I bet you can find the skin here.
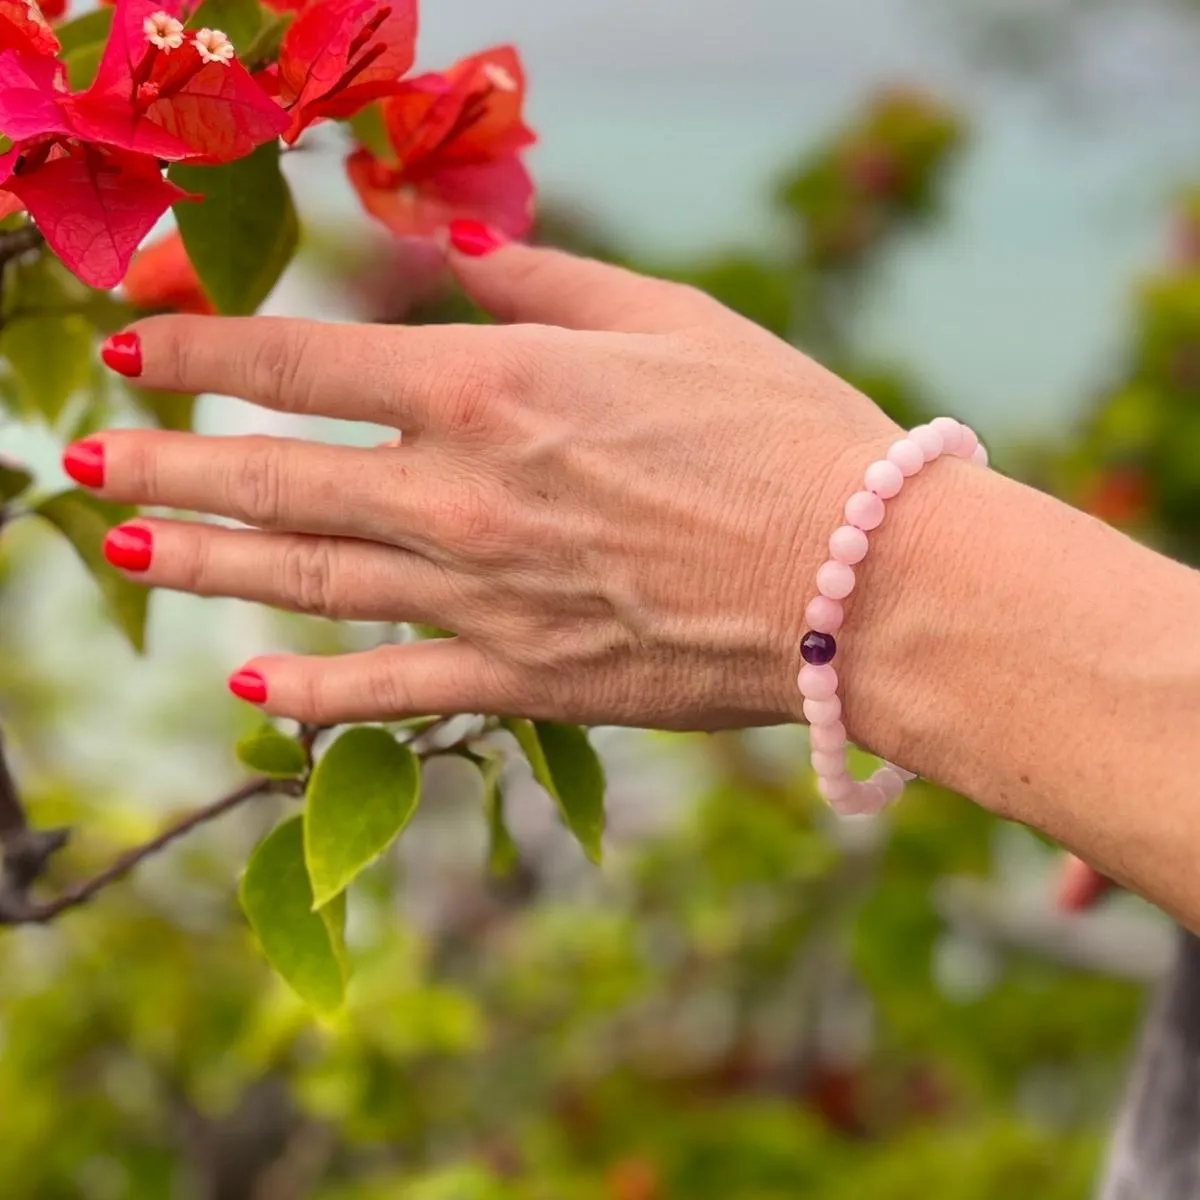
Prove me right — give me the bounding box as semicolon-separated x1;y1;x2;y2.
77;242;1200;927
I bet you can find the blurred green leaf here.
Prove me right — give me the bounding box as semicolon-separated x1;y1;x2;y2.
304;727;421;909
236;724;308;779
32;491;148;652
62;40;105;90
171;141;298;316
128;387;197;433
1;315;92;424
504;720;606;863
348;104;398;166
53;7;113;54
475;754;518;877
0;460;33;504
240;817;347;1014
187;0;262;51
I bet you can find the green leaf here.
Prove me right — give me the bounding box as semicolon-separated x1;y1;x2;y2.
236;724;308;778
0;459;33;504
33;492;149;652
1;315;93;423
478;755;518;877
348;104;398;166
304;727;421;910
503;721;606;863
54;7;113;55
170;141;299;316
187;0;262;53
240;817;347;1014
241;10;293;69
129;387;197;432
63;40;105;89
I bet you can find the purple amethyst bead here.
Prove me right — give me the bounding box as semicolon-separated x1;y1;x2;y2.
800;631;837;666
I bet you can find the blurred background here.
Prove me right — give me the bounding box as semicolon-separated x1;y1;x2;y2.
4;0;1200;1195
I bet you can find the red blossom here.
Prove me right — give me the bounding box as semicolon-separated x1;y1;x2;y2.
271;0;417;143
122;228;212;312
3;141;195;288
39;0;66;21
0;0;60;58
346;46;536;239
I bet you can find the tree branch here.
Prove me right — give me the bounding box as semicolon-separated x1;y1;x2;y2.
0;776;286;926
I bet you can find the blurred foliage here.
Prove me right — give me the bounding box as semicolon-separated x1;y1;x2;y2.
0;65;1187;1200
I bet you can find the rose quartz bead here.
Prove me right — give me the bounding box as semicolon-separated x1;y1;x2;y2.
845;490;885;531
887;762;918;782
804;595;844;635
972;443;988;469
811;749;847;778
864;459;904;499
816;560;855;601
828;525;868;566
930;416;963;454
853;782;889;816
803;695;841;725
818;775;854;805
908;424;943;462
954;425;979;460
809;720;847;752
797;664;838;701
871;767;905;803
887;438;925;477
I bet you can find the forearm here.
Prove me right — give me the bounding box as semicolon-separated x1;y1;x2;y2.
838;455;1200;925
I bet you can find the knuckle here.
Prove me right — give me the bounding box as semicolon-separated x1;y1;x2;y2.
432;486;501;554
248;322;311;411
441;359;497;434
227;438;287;526
365;658;414;716
279;539;339;616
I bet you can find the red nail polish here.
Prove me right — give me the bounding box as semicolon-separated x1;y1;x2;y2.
103;524;152;573
448;219;506;257
101;331;143;378
62;439;105;488
228;670;268;705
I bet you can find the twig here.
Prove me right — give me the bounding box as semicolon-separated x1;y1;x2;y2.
0;727;26;840
0;776;279;926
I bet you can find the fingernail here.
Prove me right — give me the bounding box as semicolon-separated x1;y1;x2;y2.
62;439;105;488
103;523;152;573
448;219;507;257
101;331;143;378
228;670;268;705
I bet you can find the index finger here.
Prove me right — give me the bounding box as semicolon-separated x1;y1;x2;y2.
104;315;499;435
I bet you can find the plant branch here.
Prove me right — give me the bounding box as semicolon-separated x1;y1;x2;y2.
0;776;281;926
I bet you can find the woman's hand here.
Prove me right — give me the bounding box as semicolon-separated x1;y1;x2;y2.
66;232;902;730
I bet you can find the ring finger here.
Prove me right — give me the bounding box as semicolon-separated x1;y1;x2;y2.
104;519;470;627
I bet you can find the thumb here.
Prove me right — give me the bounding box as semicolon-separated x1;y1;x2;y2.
445;219;720;333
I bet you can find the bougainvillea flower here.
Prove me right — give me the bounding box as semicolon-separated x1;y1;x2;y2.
39;0;67;22
0;0;60;58
66;0;289;162
122;228;212;313
346;46;536;239
269;0;417;143
2;140;194;288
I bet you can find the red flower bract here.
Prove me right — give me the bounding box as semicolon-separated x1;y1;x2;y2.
122;228;212;312
0;0;60;58
346;46;536;239
271;0;417;144
3;141;195;289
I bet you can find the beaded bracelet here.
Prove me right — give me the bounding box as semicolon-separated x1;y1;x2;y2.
800;416;988;818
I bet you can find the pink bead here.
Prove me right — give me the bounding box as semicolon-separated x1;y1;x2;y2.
853;782;889;816
886;439;925;477
886;762;918;782
811;749;847;778
797;664;838;701
804;596;844;635
972;443;989;469
816;560;855;601
828;525;868;565
930;416;962;454
810;720;847;752
864;460;904;499
871;767;905;803
845;491;885;531
954;425;979;460
908;424;943;462
803;695;841;725
818;775;854;805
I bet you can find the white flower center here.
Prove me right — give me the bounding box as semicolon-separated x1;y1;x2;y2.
193;28;235;65
482;63;518;93
143;11;186;51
